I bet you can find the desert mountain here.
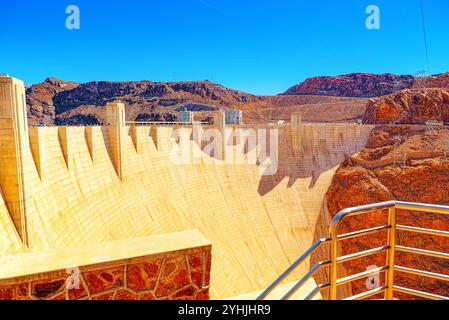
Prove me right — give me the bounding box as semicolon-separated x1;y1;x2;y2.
283;72;449;98
26;78;79;126
362;88;449;124
25;72;449;126
26;79;260;126
25;78;368;125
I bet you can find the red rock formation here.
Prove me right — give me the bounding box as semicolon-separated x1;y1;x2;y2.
362;88;449;124
417;73;449;89
241;95;368;123
283;73;416;97
26;78;79;126
326;126;449;298
0;249;211;300
283;72;449;98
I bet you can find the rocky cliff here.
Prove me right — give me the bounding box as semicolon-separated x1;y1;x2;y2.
326;126;449;298
283;73;415;97
362;88;449;124
283;72;449;98
417;72;449;89
26;78;79;126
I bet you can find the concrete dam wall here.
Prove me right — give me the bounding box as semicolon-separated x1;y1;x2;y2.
0;76;375;299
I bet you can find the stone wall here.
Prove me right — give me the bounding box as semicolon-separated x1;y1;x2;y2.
0;231;211;300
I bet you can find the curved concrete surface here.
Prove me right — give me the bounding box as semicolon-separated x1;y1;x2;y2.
0;120;373;298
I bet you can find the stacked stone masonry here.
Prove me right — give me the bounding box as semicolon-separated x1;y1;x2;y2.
0;232;211;300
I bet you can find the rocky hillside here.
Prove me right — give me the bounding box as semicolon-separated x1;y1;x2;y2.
362;88;449;124
25;78;369;125
417;72;449;89
26;78;260;125
283;72;449;98
53;80;258;115
25;72;449;126
240;95;368;123
326;126;449;298
26;78;79;126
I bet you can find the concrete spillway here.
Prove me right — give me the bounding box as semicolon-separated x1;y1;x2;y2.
0;75;374;299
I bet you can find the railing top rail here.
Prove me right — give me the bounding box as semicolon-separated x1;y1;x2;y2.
330;201;449;236
332;201;395;224
259;201;449;301
395;201;449;214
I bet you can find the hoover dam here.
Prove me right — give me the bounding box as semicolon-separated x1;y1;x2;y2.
0;75;379;300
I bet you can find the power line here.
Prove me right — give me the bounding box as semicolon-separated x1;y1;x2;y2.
420;0;430;74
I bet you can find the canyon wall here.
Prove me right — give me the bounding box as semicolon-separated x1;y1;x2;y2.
326;125;449;298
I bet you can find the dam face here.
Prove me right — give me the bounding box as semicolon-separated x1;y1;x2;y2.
0;75;374;299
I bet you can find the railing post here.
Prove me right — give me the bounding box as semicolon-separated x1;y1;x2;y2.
385;206;397;300
329;232;339;300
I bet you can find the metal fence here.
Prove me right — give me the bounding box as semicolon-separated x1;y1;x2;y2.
258;201;449;300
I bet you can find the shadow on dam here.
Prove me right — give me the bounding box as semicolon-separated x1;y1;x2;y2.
0;122;374;299
170;123;375;298
181;124;374;196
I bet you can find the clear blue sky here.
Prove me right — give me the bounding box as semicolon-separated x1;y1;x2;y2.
0;0;448;95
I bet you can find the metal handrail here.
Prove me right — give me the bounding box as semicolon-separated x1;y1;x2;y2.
395;265;449;282
258;200;449;300
280;260;331;300
256;237;330;300
304;282;330;300
393;285;449;300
